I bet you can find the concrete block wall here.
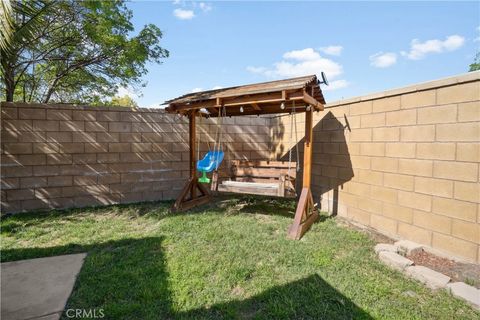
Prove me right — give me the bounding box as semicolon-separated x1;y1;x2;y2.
0;103;270;213
272;71;480;263
1;72;478;264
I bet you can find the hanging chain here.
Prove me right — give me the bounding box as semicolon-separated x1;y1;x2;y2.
216;107;225;171
213;108;220;154
197;112;201;161
294;104;300;172
287;100;295;177
226;109;231;165
218;107;225;153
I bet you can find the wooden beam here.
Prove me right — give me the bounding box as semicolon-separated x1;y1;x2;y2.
171;111;213;212
180;195;211;211
287;108;318;240
168;90;306;112
173;178;194;210
189;110;197;198
302;90;324;111
166;88;324;118
172;178;212;211
303;108;313;188
206;107;219;116
210;100;310;115
251;102;261;111
287;187;318;239
189;111;197;179
221;96;302;108
232;167;297;177
221;91;290;105
231;160;295;168
291;208;319;239
218;182;281;197
205;105;309;117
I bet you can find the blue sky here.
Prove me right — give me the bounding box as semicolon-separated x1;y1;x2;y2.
125;1;479;107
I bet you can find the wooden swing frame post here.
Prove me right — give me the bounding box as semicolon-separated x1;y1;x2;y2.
166;75;325;239
172;110;212;211
190;110;197;199
287;108;319;239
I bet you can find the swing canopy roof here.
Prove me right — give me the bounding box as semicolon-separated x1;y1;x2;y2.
164;74;325;117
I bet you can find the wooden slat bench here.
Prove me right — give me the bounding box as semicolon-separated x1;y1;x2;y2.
217;160;297;197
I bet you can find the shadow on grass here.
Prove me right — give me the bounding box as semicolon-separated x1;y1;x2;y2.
0;200;175;234
2;237;174;319
179;274;372;320
216;195;297;218
207;195;334;228
1;235;371;319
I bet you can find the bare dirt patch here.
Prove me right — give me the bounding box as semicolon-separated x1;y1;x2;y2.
336;216;480;289
407;250;480;289
231;285;245;296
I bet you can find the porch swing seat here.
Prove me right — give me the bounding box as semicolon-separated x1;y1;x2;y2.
218;181;281;197
217;160;297;198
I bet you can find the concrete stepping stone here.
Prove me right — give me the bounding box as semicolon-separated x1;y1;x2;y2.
1;253;87;320
405;266;450;290
374;243;398;254
379;251;414;271
447;282;480;310
395;240;423;256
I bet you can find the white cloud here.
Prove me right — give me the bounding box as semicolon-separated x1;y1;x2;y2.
173;1;211;17
246;48;347;90
212;86;223;90
319;45;343;56
283;48;320;61
369;52;397;68
272;58;342;78
117;86;139;98
199;2;212;12
173;8;195;20
401;35;465;60
323;80;349;91
443;35;465;50
191;88;203;93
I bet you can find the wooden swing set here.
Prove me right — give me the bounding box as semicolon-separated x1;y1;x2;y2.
165;75;325;239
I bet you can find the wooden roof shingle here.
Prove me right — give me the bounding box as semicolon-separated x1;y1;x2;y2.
164;74;326;117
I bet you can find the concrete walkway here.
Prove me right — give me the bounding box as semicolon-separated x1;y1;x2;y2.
1;253;87;320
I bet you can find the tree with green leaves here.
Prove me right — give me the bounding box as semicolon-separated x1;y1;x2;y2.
469;52;480;72
1;0;168;103
0;0;13;51
109;95;138;108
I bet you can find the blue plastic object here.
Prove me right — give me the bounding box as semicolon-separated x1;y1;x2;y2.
197;151;224;183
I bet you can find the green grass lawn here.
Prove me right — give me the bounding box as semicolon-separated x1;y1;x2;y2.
1;196;478;319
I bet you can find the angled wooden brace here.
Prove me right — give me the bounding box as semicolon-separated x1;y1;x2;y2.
287;108;319;239
287;187;318;239
172;177;211;211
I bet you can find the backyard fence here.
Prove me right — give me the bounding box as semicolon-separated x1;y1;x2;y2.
1;72;479;263
273;71;480;263
0;103;270;212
